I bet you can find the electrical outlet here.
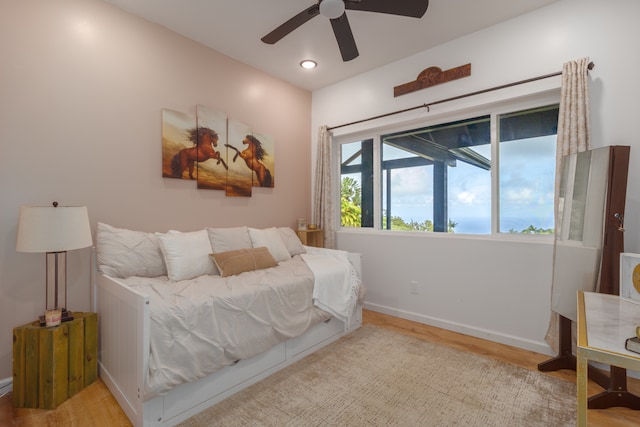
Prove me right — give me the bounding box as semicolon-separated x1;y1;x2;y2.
409;280;418;295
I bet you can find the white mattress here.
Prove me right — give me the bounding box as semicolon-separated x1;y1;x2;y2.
118;256;331;399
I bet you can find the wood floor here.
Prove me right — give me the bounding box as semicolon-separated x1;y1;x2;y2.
2;309;640;426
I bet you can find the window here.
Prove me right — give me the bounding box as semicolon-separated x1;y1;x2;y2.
339;103;559;235
498;106;558;234
340;139;373;228
381;116;491;233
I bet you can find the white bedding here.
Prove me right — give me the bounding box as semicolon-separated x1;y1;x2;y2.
116;253;360;399
302;246;361;323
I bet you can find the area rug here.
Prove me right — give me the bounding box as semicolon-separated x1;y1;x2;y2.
178;325;576;426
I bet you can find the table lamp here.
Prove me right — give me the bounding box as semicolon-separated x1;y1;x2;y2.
16;202;93;326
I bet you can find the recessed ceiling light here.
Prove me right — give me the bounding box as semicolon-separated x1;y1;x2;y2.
300;60;317;70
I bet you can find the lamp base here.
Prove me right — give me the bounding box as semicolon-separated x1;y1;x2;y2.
39;309;74;327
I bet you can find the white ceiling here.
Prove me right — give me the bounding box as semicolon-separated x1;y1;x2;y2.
102;0;557;91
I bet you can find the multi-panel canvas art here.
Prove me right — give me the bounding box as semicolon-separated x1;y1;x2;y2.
161;109;197;179
195;105;228;191
162;106;275;197
226;120;253;197
247;131;275;188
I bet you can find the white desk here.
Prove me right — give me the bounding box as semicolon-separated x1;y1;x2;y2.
576;291;640;426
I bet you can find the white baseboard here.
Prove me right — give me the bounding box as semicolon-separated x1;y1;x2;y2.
365;303;640;381
0;377;12;397
363;301;555;356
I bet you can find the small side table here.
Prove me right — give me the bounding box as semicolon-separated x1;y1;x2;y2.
576;291;640;426
296;229;324;248
12;312;98;409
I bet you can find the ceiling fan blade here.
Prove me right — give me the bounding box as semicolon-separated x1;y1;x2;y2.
261;4;320;44
330;13;359;62
345;0;429;18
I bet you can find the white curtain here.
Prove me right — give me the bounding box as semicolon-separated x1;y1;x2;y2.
545;57;592;351
313;125;336;249
555;57;592;183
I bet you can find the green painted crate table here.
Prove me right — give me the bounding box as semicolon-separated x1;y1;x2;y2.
12;312;98;409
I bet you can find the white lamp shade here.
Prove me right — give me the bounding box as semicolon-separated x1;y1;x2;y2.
16;205;93;253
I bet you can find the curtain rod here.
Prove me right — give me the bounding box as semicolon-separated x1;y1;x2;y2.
327;61;595;131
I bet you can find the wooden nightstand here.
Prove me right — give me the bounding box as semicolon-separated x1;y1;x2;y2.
296;229;324;248
12;312;98;409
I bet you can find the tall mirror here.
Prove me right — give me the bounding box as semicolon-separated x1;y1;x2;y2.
542;145;632;409
550;147;610;321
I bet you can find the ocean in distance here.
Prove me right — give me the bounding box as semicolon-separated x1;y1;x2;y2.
415;216;553;234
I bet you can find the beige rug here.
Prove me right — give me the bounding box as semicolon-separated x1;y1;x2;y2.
179;325;576;426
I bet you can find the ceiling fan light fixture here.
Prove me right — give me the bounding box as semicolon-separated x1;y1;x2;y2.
262;0;429;62
319;0;345;19
300;60;317;69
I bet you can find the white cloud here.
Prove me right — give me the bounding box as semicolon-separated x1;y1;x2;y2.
503;187;534;204
457;191;476;205
390;167;431;195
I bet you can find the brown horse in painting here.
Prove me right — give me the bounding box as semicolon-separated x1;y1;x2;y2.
225;135;273;187
171;127;228;179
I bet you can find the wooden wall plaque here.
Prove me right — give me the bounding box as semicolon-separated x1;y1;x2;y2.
394;63;471;97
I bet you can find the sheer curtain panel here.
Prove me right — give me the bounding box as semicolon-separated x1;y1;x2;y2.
313;125;336;248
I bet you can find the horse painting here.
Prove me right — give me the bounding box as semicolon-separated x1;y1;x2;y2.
171;127;228;179
225;135;273;187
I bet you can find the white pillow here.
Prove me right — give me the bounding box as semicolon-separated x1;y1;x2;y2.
248;227;291;262
96;222;167;278
207;226;253;253
277;227;306;257
156;229;218;281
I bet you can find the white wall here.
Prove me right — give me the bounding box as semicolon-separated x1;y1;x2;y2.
0;0;312;380
313;0;640;354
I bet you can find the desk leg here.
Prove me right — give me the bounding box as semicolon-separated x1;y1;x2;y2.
577;350;588;427
588;366;640;409
538;315;610;389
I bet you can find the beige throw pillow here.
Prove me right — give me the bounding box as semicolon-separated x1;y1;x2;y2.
210;247;277;277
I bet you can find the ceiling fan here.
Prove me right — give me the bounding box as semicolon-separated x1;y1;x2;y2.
261;0;429;62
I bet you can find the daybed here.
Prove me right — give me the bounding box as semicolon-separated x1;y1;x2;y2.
94;223;363;427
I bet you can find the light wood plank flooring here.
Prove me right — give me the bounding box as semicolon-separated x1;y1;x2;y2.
2;309;639;426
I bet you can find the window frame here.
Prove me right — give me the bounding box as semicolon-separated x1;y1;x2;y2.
334;89;561;240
